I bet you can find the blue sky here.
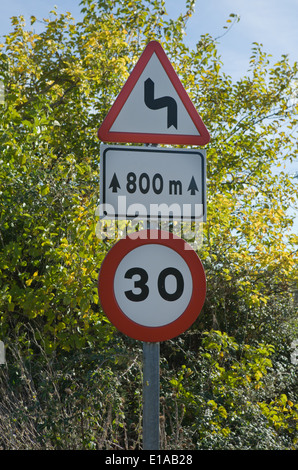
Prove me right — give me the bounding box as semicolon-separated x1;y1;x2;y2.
1;0;297;226
169;0;298;80
1;0;297;80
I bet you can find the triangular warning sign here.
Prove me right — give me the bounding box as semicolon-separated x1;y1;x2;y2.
98;41;210;146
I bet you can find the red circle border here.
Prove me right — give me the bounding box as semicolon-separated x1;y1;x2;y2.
98;230;206;342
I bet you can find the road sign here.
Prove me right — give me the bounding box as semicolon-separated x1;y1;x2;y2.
98;40;210;146
99;144;206;221
98;230;206;342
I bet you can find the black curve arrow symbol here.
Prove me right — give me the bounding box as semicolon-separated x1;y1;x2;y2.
144;78;178;129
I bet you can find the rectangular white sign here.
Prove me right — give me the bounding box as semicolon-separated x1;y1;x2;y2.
99;145;206;221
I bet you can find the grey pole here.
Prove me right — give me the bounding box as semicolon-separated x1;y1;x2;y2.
143;192;160;450
143;341;160;450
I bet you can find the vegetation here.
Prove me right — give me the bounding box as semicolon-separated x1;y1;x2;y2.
0;0;297;449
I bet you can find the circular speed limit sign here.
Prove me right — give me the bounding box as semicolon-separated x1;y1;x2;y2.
98;230;206;342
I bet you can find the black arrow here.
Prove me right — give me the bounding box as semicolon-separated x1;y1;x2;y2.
187;176;199;195
109;173;121;193
144;78;177;129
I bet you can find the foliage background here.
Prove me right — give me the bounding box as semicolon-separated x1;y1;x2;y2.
0;0;297;449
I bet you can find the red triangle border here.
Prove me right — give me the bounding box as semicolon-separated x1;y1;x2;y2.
98;41;210;146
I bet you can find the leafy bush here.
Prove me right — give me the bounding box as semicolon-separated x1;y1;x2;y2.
0;0;297;450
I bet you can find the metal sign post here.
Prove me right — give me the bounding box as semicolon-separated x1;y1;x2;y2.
97;40;209;451
142;219;160;450
143;341;160;450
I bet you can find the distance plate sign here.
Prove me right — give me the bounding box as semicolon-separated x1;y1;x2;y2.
100;145;206;221
98;230;206;342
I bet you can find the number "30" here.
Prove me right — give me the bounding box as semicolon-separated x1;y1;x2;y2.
124;267;184;302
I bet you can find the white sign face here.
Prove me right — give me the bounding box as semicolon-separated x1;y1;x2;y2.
114;244;193;327
110;53;199;137
99;145;206;221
